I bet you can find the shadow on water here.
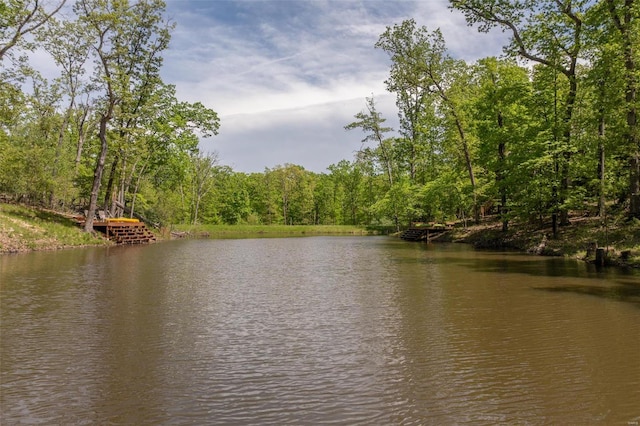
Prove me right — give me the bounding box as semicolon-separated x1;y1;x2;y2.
420;247;640;279
393;240;640;307
449;254;640;307
533;283;640;307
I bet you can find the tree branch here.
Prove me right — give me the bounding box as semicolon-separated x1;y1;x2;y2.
0;0;66;60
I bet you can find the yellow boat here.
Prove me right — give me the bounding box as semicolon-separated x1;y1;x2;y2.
106;217;140;223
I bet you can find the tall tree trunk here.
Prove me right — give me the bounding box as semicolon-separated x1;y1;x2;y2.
453;114;478;223
436;83;478;223
282;192;288;225
607;0;639;216
126;158;145;218
74;103;90;174
552;158;559;239
103;155;119;215
598;79;607;219
630;155;640;215
193;197;200;225
49;100;74;208
498;111;508;232
114;157;126;217
84;114;109;232
598;121;606;219
559;74;578;226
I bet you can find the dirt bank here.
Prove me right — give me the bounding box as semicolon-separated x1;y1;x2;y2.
0;203;110;254
448;215;640;268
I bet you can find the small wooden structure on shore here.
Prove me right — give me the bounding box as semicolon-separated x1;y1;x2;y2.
77;215;156;245
94;219;156;244
400;223;453;242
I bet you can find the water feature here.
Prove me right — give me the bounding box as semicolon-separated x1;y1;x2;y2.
1;237;639;424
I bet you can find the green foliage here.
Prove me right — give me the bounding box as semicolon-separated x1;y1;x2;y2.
2;0;640;233
417;170;470;222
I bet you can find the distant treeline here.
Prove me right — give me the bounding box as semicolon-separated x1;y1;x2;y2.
1;1;639;235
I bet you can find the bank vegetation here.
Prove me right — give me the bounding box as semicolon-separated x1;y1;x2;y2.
2;1;640;264
0;203;108;253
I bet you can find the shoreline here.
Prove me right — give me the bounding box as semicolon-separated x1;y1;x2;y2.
446;216;640;269
3;203;640;269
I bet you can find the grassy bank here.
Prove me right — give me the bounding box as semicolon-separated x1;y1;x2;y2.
0;203;109;253
168;223;386;238
4;201;640;269
0;203;387;254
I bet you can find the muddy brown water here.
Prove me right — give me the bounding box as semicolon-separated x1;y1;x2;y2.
1;237;639;424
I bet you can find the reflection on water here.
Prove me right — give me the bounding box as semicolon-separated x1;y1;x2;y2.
1;238;640;425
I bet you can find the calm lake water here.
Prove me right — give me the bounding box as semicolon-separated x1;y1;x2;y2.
1;236;639;425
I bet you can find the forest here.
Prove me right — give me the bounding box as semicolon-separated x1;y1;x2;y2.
1;0;639;237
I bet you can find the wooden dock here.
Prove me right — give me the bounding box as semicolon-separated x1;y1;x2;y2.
400;225;452;242
75;218;156;245
94;220;156;244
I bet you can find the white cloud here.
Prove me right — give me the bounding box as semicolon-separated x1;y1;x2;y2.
24;0;506;174
163;0;397;117
200;92;398;173
26;0;467;173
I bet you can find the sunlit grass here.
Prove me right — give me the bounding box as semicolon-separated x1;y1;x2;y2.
170;223;384;237
0;203;109;252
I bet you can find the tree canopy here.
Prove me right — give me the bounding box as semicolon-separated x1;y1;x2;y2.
1;0;639;234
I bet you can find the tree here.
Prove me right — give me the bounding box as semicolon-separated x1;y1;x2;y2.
213;169;253;225
580;3;632;219
345;96;395;187
378;20;480;222
37;18;92;207
263;164;314;225
0;0;66;61
188;150;218;225
604;0;640;216
375;21;434;182
451;0;589;231
312;172;337;225
472;58;533;231
76;0;172;232
346;96;413;229
247;171;281;225
327;160;366;225
106;83;218;219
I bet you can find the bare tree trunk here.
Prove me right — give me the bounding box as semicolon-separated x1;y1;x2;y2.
129;163;147;218
84;114;109;232
630;155;640;215
74;103;91;174
436;84;478;223
50;100;74;208
193;197;201;225
179;184;186;219
598;93;606;219
454;114;478;223
606;0;639;217
103;155;119;215
498;137;508;233
598;134;606;219
559;75;578;226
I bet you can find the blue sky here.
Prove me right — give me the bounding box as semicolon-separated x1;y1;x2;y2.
160;1;508;173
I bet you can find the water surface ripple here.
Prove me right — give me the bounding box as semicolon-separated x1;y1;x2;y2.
1;237;639;425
